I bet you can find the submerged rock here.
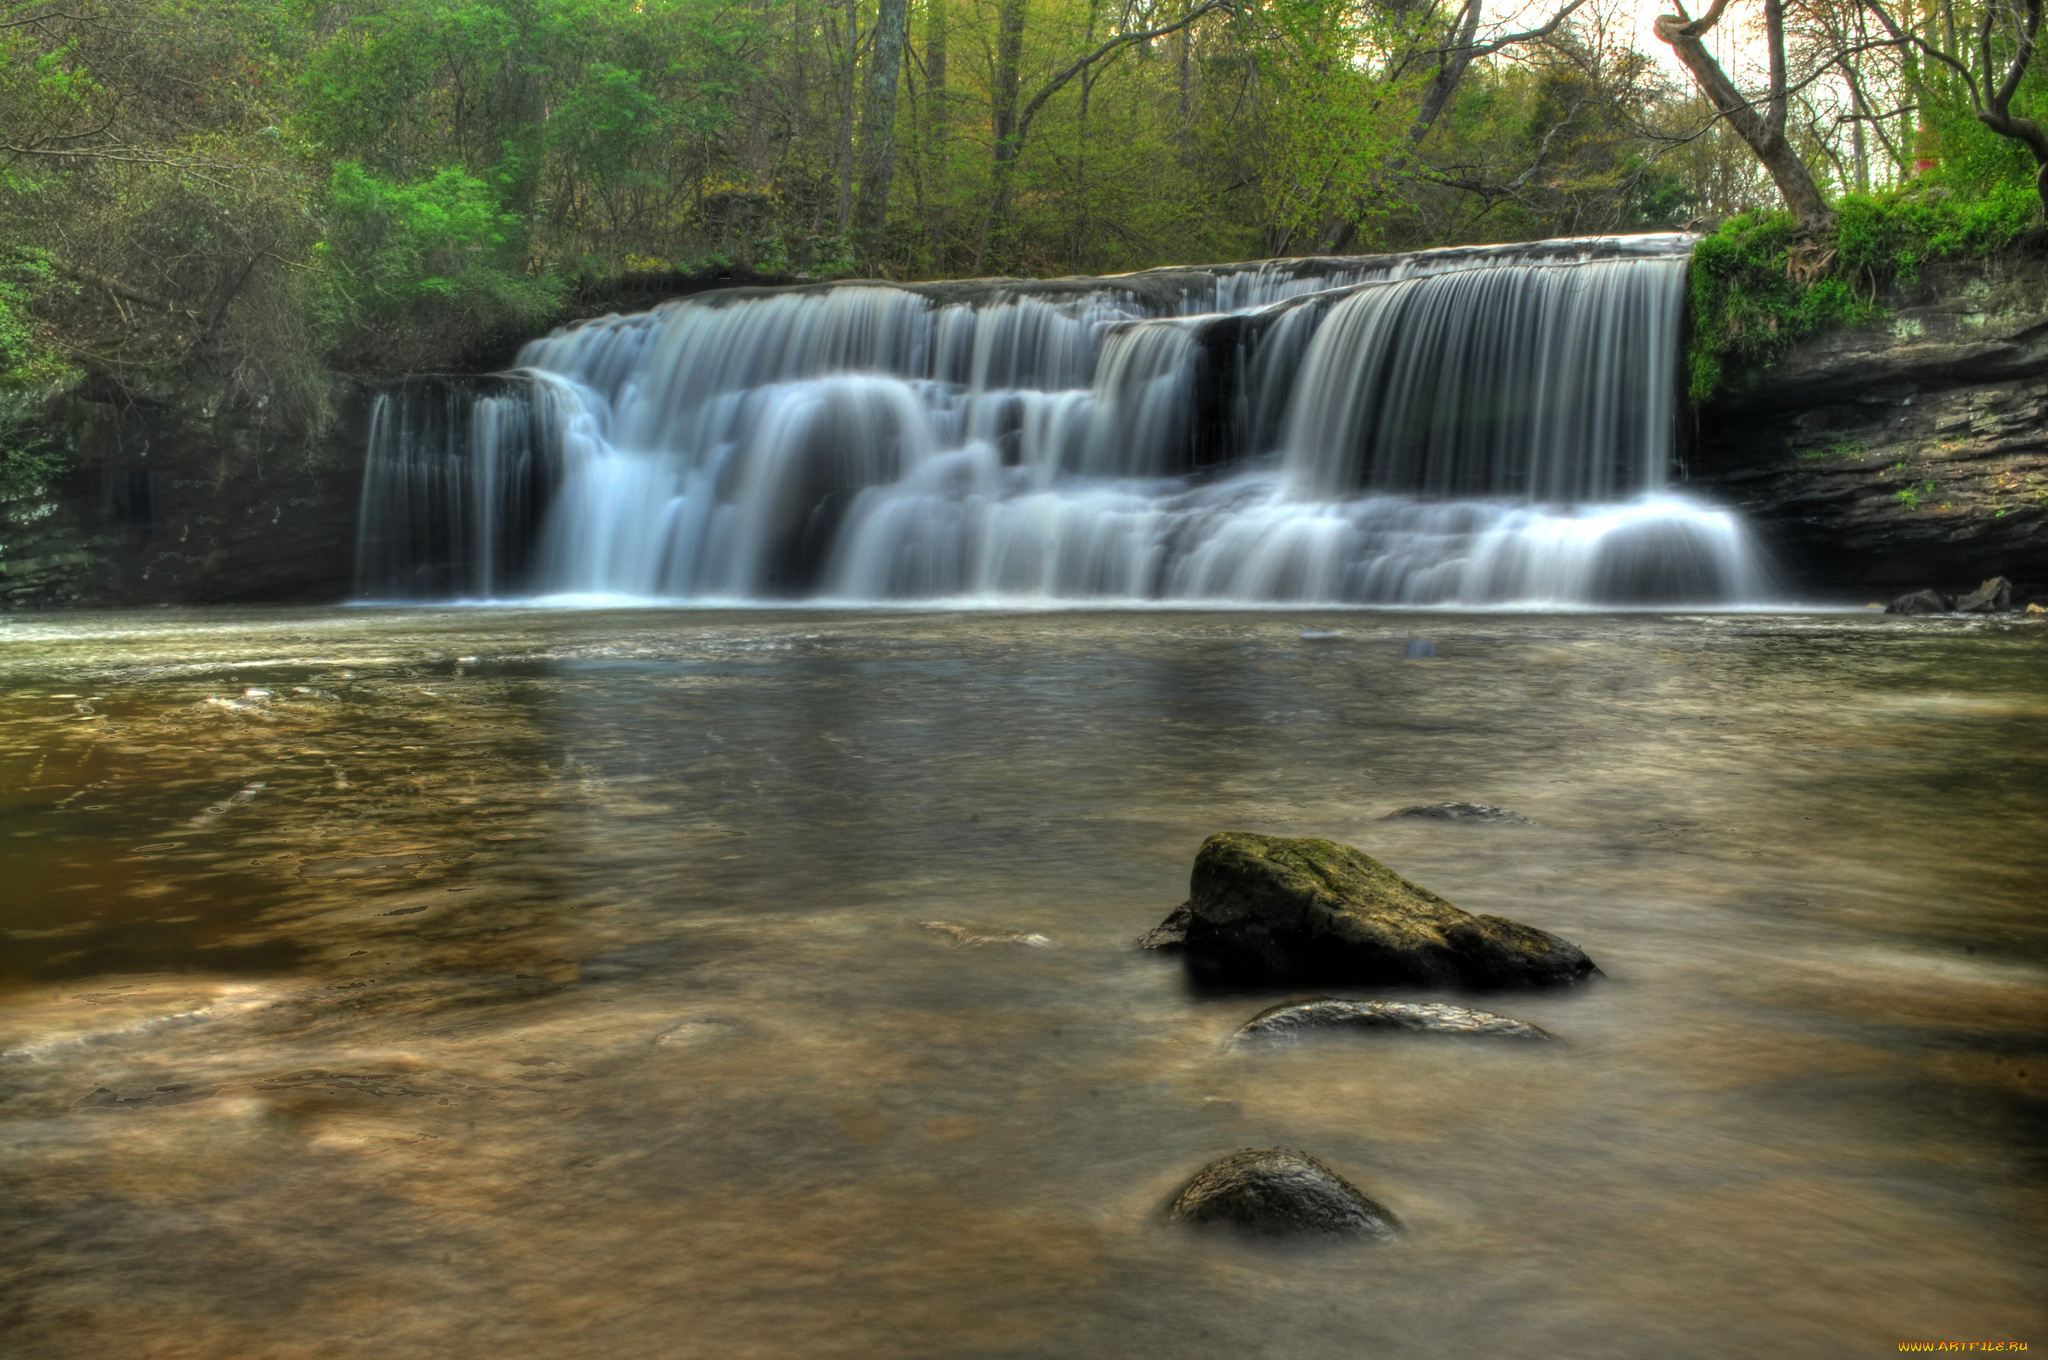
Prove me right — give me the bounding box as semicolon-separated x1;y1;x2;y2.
1141;831;1598;988
1954;576;2015;613
921;920;1052;948
1885;589;1950;615
1167;1149;1398;1240
653;1017;745;1047
1233;997;1554;1044
1383;802;1530;824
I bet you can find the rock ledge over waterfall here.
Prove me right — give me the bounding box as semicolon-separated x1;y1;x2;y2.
1140;831;1599;989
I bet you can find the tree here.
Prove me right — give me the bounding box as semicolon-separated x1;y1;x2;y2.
1861;0;2048;211
1654;0;1835;224
971;0;1232;272
1309;0;1595;253
855;0;912;246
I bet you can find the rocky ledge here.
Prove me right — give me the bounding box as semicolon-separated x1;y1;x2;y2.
1138;831;1599;989
1693;254;2048;599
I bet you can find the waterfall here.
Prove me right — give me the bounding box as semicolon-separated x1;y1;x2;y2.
354;234;1774;606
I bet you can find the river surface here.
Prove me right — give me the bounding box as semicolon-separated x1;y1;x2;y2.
2;606;2043;1359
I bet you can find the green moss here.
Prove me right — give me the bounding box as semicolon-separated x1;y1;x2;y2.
1687;181;2037;404
1797;437;1870;462
1896;479;1936;509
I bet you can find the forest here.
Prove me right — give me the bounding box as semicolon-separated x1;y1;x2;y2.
1;0;2044;434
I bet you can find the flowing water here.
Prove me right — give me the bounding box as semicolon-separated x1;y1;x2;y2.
2;605;2043;1358
354;236;1771;606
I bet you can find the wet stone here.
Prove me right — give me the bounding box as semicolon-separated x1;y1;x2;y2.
1954;576;2014;614
1233;998;1554;1044
1383;802;1530;824
1167;1149;1399;1241
1142;831;1599;989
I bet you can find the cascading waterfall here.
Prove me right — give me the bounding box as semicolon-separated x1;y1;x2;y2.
354;234;1774;605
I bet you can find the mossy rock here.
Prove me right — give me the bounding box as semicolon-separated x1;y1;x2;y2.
1144;831;1598;989
1167;1149;1398;1241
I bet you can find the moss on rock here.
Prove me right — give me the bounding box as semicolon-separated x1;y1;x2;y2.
1148;831;1598;989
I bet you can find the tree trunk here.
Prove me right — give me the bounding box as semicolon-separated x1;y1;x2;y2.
836;0;860;236
1847;51;1867;193
972;0;1027;273
925;0;949;270
1177;25;1192;124
1653;4;1831;226
855;0;911;246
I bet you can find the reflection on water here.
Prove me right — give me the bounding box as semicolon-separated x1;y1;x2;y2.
1;607;2043;1358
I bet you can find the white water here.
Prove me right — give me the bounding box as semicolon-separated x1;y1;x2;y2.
355;234;1774;605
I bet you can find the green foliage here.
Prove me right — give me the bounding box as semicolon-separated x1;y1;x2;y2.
317;162;564;368
1797;437;1869;462
1833;183;2035;286
0;248;73;388
1687;180;2037;402
1686;213;1881;402
0;249;78;497
1917;42;2048;205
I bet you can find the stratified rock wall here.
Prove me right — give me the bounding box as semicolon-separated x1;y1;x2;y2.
1691;254;2048;599
0;376;370;608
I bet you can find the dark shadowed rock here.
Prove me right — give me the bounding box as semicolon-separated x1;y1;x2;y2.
1233;997;1553;1044
1954;576;2014;613
1141;831;1598;989
1886;589;1950;615
1167;1149;1398;1240
1383;802;1530;824
1133;903;1192;950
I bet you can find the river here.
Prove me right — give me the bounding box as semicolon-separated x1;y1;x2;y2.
2;605;2043;1357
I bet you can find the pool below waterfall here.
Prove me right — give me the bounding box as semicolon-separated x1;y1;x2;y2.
1;605;2043;1357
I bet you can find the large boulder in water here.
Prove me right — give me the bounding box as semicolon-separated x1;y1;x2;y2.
1167;1149;1398;1241
1141;831;1598;989
1955;575;2014;613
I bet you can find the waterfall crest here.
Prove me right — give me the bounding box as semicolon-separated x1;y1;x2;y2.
355;234;1774;606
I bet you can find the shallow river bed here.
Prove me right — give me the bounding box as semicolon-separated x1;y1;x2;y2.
2;606;2044;1359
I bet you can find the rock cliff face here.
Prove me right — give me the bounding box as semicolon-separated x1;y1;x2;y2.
0;376;370;608
1690;254;2048;600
